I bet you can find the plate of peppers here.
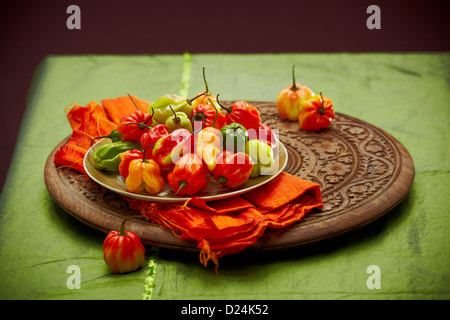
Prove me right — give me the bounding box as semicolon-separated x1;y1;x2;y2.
83;90;287;203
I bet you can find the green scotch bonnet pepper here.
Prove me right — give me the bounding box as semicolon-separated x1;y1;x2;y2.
151;94;193;124
221;123;248;153
93;140;141;172
165;106;193;133
245;140;275;177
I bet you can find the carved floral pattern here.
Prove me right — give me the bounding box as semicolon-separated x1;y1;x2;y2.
256;103;400;224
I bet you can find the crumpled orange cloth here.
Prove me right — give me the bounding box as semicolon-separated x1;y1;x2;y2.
126;173;323;268
53;95;324;269
54;96;150;173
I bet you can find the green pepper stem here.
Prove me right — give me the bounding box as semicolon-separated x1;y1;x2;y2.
186;92;206;105
318;92;326;115
128;94;141;111
174;181;188;196
126;122;152;130
125;107;154;129
119;215;149;236
142;145;154;162
290;65;299;91
91;131;115;146
216;94;231;114
147;107;155;124
169;105;181;124
208;176;227;186
207;98;219;127
202;67;210;94
192;115;207;134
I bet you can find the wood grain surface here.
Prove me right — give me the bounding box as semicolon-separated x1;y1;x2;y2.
44;101;415;252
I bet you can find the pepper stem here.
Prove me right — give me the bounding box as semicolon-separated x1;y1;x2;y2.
208;98;219;127
208;176;227;186
216;94;231;114
202;67;210;94
128;94;141;111
142;145;154;162
192;115;207;134
90;130;115;146
169;106;180;124
318;92;326;115
126;122;152;130
186;92;206;105
119;215;149;236
174;181;188;196
290;65;299;91
125;107;154;129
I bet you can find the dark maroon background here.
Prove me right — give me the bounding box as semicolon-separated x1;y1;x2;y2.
1;0;449;193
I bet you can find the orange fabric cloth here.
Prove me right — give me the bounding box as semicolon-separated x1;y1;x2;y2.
101;95;150;123
126;172;323;268
54;101;117;173
53;95;324;268
54;96;151;173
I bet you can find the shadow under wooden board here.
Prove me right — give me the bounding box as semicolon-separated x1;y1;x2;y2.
44;101;415;252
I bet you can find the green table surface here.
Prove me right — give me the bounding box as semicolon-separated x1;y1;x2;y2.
0;53;449;300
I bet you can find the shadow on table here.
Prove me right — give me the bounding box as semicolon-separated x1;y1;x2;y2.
156;189;414;275
46;181;415;277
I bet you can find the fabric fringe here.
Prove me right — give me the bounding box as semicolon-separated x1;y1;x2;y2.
199;239;219;274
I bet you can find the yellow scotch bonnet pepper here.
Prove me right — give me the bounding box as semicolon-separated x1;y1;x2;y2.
196;126;222;171
276;65;314;121
125;152;165;194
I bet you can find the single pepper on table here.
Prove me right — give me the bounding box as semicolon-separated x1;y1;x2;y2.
276;65;314;121
298;92;335;131
103;216;147;274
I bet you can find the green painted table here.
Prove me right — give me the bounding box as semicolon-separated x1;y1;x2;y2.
0;53;449;300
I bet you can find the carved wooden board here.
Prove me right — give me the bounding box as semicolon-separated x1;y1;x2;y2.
44;101;415;252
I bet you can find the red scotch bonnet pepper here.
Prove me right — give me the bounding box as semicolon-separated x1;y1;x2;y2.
219;99;262;131
140;124;170;160
103;216;147;274
298;92;335;131
116;110;153;142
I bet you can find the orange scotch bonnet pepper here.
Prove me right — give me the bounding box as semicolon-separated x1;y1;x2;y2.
119;149;144;179
125;150;165;194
